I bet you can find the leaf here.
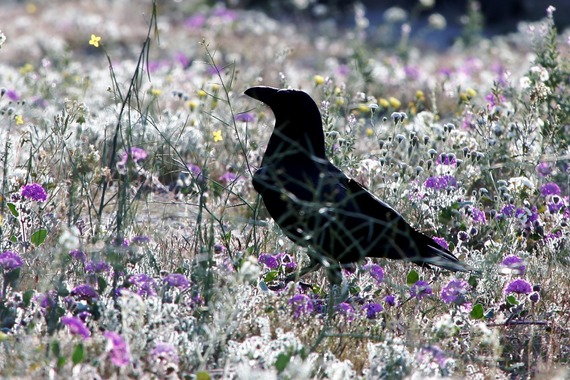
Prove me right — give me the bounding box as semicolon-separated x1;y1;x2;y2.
470;303;484;319
97;276;108;294
468;275;478;288
23;289;34;308
72;343;84;364
30;229;48;247
406;270;419;286
5;267;21;285
275;352;291;373
51;340;61;357
263;270;279;283
7;202;18;217
506;295;518;306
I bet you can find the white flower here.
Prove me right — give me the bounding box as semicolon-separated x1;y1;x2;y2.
428;13;447;30
508;176;535;192
519;76;531;89
58;226;81;250
384;7;408;23
0;30;6;49
239;256;260;283
530;65;549;82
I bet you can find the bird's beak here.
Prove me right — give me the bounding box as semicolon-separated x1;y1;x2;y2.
244;86;279;106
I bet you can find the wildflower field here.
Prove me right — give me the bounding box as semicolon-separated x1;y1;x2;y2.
1;1;570;378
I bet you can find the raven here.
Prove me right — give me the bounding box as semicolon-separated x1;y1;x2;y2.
245;86;471;283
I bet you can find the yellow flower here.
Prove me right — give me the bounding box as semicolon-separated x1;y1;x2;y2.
314;75;325;85
466;88;477;98
89;34;102;48
365;127;374;137
15;115;23;125
197;89;207;98
358;104;370;113
378;98;390;108
415;90;425;101
187;99;199;111
150;88;162;96
335;97;345;106
388;96;401;109
210;83;220;92
26;3;37;14
19;63;33;75
213;130;223;142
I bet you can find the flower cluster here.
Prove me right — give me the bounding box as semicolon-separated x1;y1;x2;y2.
104;331;130;367
0;251;23;272
20;183;47;202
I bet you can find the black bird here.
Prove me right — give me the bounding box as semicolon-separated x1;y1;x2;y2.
245;86;471;283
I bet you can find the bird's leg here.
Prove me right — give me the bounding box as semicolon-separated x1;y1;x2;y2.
326;266;349;306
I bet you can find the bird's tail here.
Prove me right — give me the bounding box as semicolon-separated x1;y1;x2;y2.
415;243;474;272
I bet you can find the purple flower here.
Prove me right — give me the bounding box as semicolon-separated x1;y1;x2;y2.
288;294;314;318
540;182;561;196
536;162;552;177
432;237;449;250
129;147;148;162
258;253;279;269
129;274;157;297
505;279;532;295
218;171;238;185
485;92;506;108
77;311;92;322
362;302;383;319
151;342;179;364
21;183;47;202
71;284;99;300
424;175;457;190
69;249;87;262
61;316;90;339
235;112;255;123
410;281;433;300
548;200;564;214
275;252;297;270
441;279;470;304
404;65;420;80
213;7;237;22
529;292;540;303
0;251;23;272
501;255;526;275
185;163;203;180
470;207;487;224
498;204;516;218
104;331;130;367
6;89;20;102
130;235;150;245
418;345;448;369
384;294;396;307
184;14;207;30
119;147;148;165
362;263;384;285
174;52;190;68
37;290;57;310
335;302;355;321
163;273;190;289
85;260;111;274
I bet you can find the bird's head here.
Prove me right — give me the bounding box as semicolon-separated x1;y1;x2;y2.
245;86;325;158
